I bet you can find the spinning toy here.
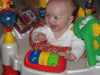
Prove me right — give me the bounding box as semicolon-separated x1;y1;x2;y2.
0;0;13;14
25;50;66;72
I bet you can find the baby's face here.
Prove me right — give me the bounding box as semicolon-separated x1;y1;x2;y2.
45;0;74;32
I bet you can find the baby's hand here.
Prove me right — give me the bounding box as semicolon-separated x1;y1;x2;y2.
57;52;77;61
34;33;47;42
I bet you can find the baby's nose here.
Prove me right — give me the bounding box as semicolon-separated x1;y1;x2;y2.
49;17;54;23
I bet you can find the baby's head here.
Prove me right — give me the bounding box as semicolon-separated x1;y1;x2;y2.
45;0;78;32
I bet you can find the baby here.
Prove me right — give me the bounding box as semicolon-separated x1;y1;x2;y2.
32;0;85;61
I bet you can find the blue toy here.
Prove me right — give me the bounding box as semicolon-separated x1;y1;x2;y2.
29;50;42;64
0;10;16;27
85;2;93;9
39;7;46;20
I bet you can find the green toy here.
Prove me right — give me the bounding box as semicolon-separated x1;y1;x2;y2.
73;14;100;66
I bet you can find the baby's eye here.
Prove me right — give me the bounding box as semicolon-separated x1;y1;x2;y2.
55;17;58;19
46;14;50;17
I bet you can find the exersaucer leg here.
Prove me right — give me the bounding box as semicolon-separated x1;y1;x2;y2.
2;65;18;75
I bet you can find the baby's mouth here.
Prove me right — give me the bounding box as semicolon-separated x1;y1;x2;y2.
50;24;57;29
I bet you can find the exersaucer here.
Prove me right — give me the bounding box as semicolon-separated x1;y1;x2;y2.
1;8;100;75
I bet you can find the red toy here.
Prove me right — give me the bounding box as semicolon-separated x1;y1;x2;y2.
24;50;66;72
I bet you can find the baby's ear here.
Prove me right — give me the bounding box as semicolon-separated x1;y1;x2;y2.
68;16;74;25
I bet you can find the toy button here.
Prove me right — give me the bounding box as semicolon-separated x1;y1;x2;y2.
92;23;100;37
29;50;42;64
94;40;99;50
39;51;51;66
48;53;60;67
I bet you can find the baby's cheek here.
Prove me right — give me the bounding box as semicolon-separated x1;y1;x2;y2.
58;25;66;30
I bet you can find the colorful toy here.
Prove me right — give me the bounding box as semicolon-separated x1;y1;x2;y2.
73;10;100;66
14;7;40;34
25;50;66;72
29;50;60;67
39;0;49;20
0;0;13;14
84;0;95;15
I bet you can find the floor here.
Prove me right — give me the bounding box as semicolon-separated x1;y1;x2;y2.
0;0;100;74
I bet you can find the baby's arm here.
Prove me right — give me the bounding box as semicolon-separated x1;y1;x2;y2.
71;37;85;61
57;52;77;61
34;33;47;41
32;26;47;42
58;36;85;61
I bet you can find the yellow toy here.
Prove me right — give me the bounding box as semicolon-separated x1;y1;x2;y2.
4;32;15;44
39;0;49;8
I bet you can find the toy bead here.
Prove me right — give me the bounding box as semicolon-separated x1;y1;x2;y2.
29;50;42;64
38;51;51;66
0;10;16;28
48;53;60;67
